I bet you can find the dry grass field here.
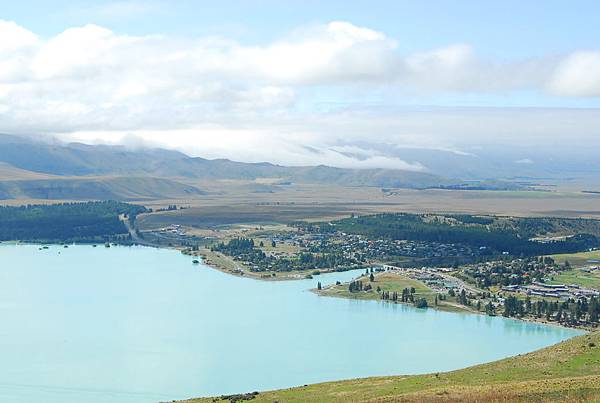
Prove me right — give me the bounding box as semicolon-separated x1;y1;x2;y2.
3;172;600;222
131;181;600;232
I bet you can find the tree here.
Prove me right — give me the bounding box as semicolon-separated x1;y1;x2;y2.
590;297;599;323
458;289;468;305
415;298;428;308
485;301;496;316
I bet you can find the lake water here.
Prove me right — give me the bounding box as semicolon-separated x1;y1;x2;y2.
0;244;583;403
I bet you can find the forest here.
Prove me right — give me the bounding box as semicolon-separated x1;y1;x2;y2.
0;201;147;243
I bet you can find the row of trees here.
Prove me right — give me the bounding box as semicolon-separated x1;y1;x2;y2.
349;280;371;292
502;295;600;325
449;287;599;326
379;288;428;308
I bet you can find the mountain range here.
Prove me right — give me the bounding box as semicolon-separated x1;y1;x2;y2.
0;134;520;201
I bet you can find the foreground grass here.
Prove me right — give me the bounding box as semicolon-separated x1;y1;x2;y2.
317;272;471;313
176;331;600;403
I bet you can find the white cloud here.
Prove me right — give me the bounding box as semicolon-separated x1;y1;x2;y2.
58;107;600;173
0;21;39;82
403;44;474;90
31;24;122;79
0;20;38;54
0;19;599;170
548;51;600;96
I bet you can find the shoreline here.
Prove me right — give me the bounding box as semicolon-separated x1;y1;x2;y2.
197;244;591;332
313;274;592;332
316;287;590;331
193;247;360;282
5;240;592;331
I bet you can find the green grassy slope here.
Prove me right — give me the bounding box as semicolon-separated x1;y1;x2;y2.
178;331;600;403
318;272;469;313
551;250;600;267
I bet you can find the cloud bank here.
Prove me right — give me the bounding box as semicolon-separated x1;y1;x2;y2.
1;19;599;170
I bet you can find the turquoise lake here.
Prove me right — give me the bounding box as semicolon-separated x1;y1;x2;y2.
0;244;583;403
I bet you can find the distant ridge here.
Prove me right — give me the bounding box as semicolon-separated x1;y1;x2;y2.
0;177;205;201
0;134;453;189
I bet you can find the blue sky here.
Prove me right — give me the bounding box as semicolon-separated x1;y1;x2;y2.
6;0;600;56
1;1;600;168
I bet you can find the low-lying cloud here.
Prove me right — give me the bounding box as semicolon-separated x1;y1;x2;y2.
1;19;599;170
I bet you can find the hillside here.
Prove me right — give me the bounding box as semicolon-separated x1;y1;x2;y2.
179;331;600;402
0;134;461;189
0;176;205;201
0;162;59;180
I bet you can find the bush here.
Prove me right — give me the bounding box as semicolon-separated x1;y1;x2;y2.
415;298;428;309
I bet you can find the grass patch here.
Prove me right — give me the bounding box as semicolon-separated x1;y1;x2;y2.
175;331;600;403
548;269;600;289
551;250;600;268
318;272;469;313
252;236;301;255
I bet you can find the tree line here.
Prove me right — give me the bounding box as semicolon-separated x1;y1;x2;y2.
0;201;147;243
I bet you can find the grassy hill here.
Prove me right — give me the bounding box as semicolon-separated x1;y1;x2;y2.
178;330;600;403
0;134;459;189
0;177;205;201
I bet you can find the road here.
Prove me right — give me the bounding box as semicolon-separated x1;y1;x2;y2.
120;214;156;247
